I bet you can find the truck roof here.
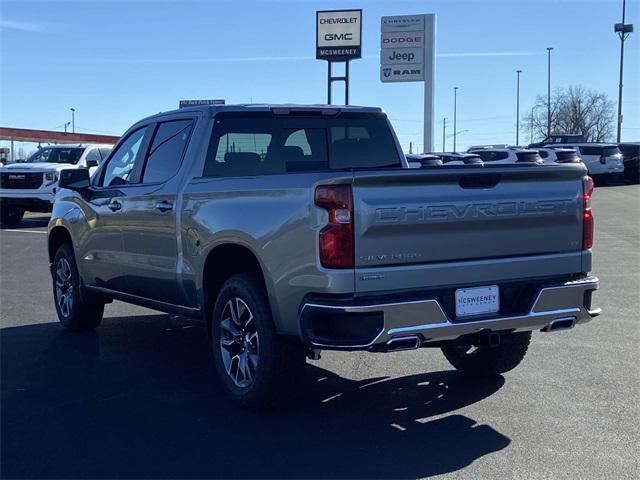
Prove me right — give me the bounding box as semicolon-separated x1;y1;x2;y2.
142;103;385;122
36;143;113;149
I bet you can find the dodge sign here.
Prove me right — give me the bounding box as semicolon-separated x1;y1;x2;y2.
316;9;362;61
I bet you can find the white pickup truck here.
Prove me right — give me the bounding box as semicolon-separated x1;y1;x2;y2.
0;144;112;225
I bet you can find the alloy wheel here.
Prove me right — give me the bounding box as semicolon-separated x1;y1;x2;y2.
219;297;259;388
55;257;74;317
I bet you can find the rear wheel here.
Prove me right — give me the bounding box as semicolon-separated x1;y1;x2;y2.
211;273;306;409
441;331;531;376
53;243;104;331
1;206;24;226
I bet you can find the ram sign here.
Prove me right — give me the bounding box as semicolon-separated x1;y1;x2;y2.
316;9;362;61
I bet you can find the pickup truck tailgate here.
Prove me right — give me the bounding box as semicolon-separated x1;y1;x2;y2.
352;165;586;292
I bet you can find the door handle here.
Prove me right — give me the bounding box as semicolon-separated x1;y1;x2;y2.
155;200;173;212
108;200;122;212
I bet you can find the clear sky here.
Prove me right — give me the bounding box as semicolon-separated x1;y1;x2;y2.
1;0;638;153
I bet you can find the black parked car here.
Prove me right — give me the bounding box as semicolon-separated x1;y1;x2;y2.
619;143;640;184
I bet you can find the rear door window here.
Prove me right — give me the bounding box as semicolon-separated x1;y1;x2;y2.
142;119;194;184
206;117;281;177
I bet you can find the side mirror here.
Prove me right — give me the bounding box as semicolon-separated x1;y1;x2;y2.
86;159;99;168
59;168;91;191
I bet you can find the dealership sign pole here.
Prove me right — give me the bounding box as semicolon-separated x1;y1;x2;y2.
380;14;435;153
316;9;362;105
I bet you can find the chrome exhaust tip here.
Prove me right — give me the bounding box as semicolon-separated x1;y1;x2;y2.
542;317;576;332
386;335;421;351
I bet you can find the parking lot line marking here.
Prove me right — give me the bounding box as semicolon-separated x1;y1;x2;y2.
0;229;47;234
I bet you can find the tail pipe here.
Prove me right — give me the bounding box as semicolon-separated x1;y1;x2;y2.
386;335;421;352
542;317;576;332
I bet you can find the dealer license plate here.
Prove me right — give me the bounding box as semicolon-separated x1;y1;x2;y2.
455;285;500;317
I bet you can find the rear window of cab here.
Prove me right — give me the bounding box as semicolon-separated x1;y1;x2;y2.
203;114;401;177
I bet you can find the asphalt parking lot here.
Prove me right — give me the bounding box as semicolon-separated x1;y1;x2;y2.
1;184;638;479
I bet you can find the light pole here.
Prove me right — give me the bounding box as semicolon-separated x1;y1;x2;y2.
615;0;634;142
516;70;522;145
64;122;71;133
70;108;75;133
453;87;459;152
546;47;553;137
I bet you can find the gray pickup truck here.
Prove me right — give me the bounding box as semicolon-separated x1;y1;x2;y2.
48;104;600;409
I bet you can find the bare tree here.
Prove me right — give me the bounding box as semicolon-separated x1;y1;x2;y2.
524;86;615;143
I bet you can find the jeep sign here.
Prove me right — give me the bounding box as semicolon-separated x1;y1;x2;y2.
316;10;362;61
380;47;423;65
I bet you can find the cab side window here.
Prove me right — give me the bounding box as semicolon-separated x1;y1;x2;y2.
100;127;148;187
142;120;194;184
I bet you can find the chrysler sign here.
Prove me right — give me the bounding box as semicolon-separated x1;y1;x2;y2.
316;10;362;61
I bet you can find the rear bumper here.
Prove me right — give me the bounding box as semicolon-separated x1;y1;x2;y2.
300;276;599;350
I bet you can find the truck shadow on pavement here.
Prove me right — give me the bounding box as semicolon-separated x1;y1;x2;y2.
1;314;510;479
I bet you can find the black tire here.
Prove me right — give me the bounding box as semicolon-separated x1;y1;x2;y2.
52;243;104;331
211;273;306;409
1;206;24;226
441;331;531;376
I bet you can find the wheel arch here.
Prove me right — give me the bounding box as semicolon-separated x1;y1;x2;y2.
202;243;273;335
48;225;74;265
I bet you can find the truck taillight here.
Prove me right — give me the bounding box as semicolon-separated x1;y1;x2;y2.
582;176;594;249
315;185;354;268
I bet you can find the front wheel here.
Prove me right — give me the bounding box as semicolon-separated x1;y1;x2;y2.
211;273;306;409
441;331;531;376
1;206;24;226
53;243;104;331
